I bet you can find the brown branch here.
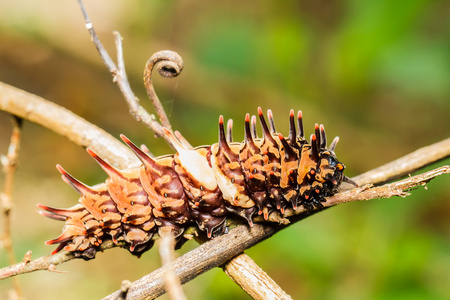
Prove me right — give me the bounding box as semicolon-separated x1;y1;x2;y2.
330;166;448;205
223;253;293;300
0;116;23;297
99;165;448;300
264;164;450;222
0;82;140;170
0;252;72;279
77;0;157;131
0;241;116;279
345;137;450;188
102;223;280;300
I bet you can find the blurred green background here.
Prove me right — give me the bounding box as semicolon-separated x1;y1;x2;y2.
0;0;449;299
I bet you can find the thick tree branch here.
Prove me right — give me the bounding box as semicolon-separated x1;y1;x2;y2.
100;166;448;300
0;82;140;170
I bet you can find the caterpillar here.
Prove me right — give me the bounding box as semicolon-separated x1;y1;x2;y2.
38;107;355;260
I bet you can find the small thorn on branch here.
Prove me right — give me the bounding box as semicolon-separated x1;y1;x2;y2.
22;251;32;264
114;280;132;300
47;264;67;274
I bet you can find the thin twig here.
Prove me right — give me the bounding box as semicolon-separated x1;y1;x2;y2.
77;0;116;72
114;32;128;84
0;240;116;279
348;137;450;187
77;0;179;144
0;116;23;297
158;229;186;300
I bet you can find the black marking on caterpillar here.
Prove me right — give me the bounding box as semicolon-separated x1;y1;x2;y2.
38;107;356;260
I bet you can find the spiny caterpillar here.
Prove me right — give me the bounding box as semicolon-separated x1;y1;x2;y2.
38;107;355;260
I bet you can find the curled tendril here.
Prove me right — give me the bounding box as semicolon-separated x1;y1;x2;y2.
144;51;184;130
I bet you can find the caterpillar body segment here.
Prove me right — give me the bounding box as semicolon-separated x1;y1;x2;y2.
120;135;190;239
39;108;353;259
239;113;268;217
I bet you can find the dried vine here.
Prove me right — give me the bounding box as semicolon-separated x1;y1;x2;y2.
144;51;184;132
